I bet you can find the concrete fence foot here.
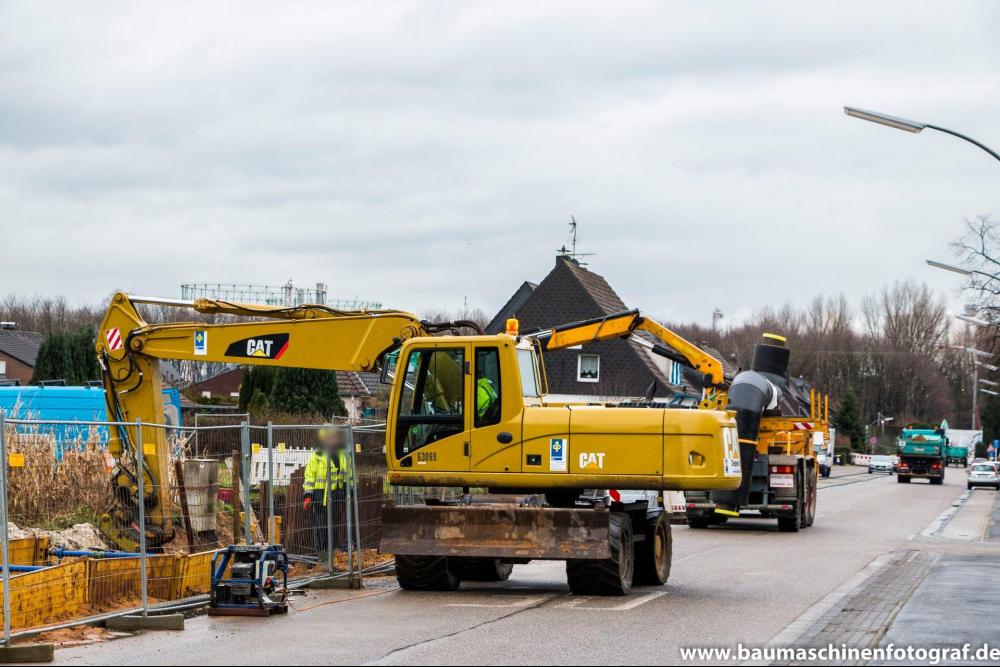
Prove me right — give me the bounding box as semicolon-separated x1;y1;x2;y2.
307;575;363;590
106;613;185;632
0;643;54;663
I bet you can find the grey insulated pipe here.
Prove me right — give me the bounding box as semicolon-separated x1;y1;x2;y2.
712;334;788;506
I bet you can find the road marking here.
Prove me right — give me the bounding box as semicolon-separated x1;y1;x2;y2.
553;590;666;611
445;595;548;609
672;545;726;563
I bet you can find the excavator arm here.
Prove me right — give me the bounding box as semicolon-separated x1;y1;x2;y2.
95;292;459;550
528;309;728;396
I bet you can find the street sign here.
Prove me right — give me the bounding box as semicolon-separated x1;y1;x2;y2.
869;436;878;446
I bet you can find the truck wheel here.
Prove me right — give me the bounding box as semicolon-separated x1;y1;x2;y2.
395;555;461;591
451;557;513;582
930;476;944;486
778;475;802;533
634;513;671;586
709;513;730;525
777;514;800;532
566;512;633;596
897;476;910;484
686;515;710;529
802;473;817;528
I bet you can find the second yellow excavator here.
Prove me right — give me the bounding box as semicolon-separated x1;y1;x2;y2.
95;294;774;594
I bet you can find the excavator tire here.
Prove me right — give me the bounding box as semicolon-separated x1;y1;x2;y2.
566;512;633;596
395;555;461;591
451;557;514;582
633;512;671;586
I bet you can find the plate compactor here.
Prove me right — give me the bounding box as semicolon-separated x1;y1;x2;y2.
208;544;289;616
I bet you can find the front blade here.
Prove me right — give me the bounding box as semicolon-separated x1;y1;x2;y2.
380;505;611;560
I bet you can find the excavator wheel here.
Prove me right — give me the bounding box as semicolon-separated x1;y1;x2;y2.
451;557;514;582
566;512;633;596
395;555;461;591
633;512;672;586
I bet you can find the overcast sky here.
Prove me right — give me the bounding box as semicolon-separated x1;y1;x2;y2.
1;1;998;326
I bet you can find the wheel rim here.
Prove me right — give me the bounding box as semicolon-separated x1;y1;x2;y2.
655;522;669;578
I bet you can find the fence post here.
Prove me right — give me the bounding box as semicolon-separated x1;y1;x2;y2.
267;422;275;544
325;446;334;574
0;411;11;646
135;419;148;617
241;422;252;544
348;426;362;587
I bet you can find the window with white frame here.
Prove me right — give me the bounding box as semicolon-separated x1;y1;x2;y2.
577;354;600;383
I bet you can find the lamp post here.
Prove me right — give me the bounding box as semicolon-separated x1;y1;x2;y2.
844;107;1000;164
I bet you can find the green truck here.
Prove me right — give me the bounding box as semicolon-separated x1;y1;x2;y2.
897;426;946;485
945;442;970;467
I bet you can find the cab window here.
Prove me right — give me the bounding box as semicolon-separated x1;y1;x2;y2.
475;348;501;428
395;348;465;458
517;348;540;397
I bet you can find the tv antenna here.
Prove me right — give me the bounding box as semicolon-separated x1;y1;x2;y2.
557;216;595;264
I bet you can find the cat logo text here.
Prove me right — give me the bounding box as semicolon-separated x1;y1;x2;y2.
579;452;606;470
224;334;290;360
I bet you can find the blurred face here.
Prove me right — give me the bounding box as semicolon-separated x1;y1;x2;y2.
320;429;346;453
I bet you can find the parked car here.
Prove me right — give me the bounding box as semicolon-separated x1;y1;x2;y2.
967;462;1000;490
868;455;895;475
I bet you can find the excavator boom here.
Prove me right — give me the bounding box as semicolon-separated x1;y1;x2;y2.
532;309;727;389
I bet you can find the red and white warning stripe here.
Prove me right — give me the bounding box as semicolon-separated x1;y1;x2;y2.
792;421;815;430
105;327;123;351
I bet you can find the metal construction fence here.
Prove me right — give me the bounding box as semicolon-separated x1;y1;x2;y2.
0;413;403;643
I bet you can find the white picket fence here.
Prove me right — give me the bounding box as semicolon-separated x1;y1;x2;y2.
250;447;312;486
850;453;898;466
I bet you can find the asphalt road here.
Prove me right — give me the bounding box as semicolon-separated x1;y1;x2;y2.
53;466;969;665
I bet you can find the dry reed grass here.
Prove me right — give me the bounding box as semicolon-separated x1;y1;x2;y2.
3;427;112;529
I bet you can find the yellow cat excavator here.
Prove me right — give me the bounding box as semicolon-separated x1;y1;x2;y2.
96;292;771;594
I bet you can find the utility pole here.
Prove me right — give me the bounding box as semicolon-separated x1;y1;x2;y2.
973;358;979;430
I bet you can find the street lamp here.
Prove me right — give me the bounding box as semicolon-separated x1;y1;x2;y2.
844;107;1000;164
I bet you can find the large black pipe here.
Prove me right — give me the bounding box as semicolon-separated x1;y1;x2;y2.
712;334;790;506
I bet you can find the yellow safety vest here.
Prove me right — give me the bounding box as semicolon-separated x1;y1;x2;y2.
303;450;351;505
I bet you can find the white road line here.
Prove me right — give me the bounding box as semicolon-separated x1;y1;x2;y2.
555;590;667;611
445;595;548;609
672;545;727;564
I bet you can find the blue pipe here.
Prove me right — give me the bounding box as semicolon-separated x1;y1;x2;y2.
7;565;45;572
51;549;140;560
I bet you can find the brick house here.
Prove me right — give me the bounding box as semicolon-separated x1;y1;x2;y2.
335;371;383;420
187;367;244;402
487;256;700;403
0;330;44;385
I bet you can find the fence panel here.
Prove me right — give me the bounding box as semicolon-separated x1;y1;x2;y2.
0;415;395;639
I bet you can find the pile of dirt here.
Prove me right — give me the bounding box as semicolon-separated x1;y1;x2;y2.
8;522;109;551
28;626;120;648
